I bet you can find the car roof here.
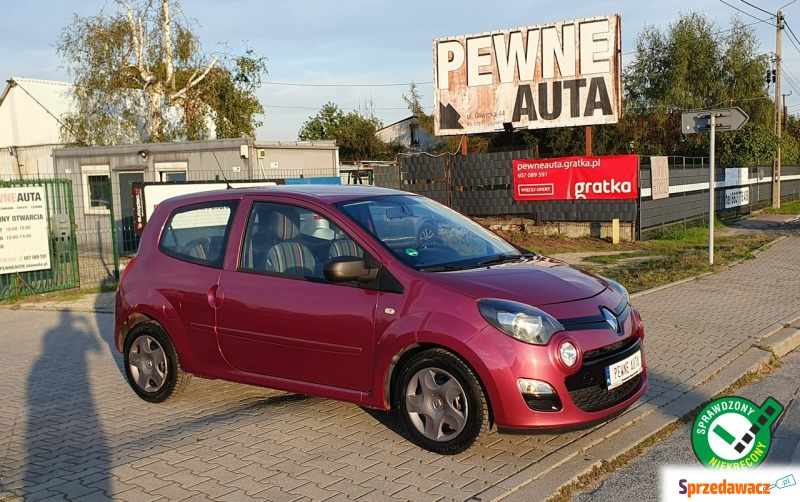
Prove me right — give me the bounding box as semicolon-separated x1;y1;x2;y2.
162;184;413;206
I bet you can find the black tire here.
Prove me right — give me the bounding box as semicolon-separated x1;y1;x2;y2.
123;321;190;403
396;348;489;454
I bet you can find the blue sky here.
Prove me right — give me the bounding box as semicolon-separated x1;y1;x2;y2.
2;0;799;140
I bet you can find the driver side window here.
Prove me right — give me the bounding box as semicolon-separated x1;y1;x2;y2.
239;202;365;281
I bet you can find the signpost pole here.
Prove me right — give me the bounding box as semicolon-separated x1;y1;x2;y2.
681;107;748;266
709;115;716;266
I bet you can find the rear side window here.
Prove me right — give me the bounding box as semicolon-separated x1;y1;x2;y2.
159;201;238;268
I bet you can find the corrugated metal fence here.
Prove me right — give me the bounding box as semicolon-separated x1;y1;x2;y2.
2;159;796;299
374;151;800;233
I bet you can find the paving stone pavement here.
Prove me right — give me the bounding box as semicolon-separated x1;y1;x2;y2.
1;232;798;501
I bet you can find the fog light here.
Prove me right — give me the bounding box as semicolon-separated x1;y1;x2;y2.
517;378;555;396
560;341;578;367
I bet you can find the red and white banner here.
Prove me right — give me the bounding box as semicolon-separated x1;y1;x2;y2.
513;154;639;201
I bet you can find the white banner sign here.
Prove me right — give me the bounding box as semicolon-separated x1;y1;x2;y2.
651;156;670;200
725;167;748;187
0;187;51;274
725;187;750;209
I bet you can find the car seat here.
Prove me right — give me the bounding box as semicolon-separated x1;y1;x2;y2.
328;238;363;260
263;208;316;276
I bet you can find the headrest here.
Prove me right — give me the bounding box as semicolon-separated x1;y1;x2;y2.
267;209;300;240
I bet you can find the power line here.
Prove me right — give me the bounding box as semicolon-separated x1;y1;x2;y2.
780;20;800;99
620;19;767;58
719;0;776;26
784;20;800;52
782;73;800;95
263;81;432;88
264;104;432;111
781;65;800;95
739;0;775;18
624;95;772;113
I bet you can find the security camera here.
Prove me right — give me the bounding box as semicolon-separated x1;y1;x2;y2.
138;149;149;160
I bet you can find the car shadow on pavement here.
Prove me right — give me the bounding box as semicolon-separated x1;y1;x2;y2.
24;310;111;499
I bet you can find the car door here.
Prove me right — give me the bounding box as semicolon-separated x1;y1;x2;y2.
154;200;237;367
215;198;380;392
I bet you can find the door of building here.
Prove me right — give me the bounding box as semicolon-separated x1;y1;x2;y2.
118;172;144;254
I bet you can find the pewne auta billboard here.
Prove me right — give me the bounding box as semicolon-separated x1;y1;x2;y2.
434;15;622;135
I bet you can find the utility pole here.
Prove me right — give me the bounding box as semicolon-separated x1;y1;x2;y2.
774;1;799;207
774;9;785;208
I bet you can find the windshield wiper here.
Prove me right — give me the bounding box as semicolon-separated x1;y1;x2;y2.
475;253;532;267
420;264;472;272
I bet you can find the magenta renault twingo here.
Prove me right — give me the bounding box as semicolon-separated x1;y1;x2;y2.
115;184;646;454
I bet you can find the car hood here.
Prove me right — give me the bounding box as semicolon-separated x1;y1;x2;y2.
425;255;608;306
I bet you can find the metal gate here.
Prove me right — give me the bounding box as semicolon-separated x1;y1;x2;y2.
0;179;80;300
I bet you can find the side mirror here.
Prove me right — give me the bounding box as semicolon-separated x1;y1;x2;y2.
324;256;378;283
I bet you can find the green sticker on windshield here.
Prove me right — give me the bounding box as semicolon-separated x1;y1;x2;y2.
405;248;419;257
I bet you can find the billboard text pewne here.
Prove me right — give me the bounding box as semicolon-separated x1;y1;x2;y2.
433;15;622;135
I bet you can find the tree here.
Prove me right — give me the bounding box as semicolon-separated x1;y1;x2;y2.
623;13;773;162
402;81;436;135
57;0;267;146
298;102;385;160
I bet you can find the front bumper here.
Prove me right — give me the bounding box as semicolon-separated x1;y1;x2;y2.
467;307;647;430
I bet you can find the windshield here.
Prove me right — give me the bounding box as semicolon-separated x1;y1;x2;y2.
336;195;526;271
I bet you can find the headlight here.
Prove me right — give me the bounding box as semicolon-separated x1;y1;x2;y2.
603;277;630;304
478;299;564;345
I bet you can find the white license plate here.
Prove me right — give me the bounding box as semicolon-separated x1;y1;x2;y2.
605;350;643;390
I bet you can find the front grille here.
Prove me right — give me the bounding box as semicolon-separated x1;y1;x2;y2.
565;337;643;412
523;394;562;412
583;337;638;362
568;374;641;412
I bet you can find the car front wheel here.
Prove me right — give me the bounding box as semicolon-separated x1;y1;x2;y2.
396;348;488;454
123;321;190;403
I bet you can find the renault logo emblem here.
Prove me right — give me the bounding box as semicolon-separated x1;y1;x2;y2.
601;307;620;333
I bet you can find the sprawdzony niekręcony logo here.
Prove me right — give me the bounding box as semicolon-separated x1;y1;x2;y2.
692;396;784;469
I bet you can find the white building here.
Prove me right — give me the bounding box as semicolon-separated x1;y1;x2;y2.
0;77;74;178
376;115;439;152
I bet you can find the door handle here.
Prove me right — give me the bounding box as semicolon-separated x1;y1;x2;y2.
207;284;224;309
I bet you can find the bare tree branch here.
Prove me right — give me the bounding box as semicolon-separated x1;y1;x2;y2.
161;0;174;89
171;57;217;102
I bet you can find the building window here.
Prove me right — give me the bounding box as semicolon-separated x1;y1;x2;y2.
82;165;111;214
162;171;187;182
155;161;188;182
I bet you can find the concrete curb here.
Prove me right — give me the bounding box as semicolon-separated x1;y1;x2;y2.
496;315;800;502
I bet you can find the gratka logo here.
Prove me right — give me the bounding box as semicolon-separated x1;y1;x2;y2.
574;179;633;199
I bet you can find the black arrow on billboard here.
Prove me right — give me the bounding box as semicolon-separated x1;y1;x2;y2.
439;103;463;130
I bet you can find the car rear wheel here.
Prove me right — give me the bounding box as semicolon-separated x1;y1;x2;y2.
396;348;488;454
123;321;190;403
